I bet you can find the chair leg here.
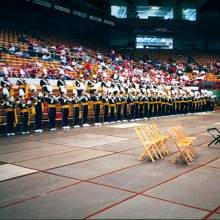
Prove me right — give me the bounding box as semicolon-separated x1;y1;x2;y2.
161;142;170;156
155;143;164;159
151;147;160;160
138;150;147;161
148;149;156;163
172;153;181;164
184;148;194;162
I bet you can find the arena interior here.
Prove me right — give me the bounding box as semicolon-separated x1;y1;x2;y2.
0;0;220;219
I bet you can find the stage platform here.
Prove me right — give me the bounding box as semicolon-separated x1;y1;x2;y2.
0;111;220;219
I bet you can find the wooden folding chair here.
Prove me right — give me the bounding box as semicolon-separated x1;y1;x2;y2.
150;123;170;156
135;126;159;162
141;125;163;159
174;126;197;157
169;127;194;165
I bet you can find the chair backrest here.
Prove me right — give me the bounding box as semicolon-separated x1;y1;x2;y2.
135;125;155;145
151;123;163;139
141;125;156;143
135;127;147;146
176;125;186;139
207;128;220;138
169;127;183;152
169;127;179;142
171;126;185;143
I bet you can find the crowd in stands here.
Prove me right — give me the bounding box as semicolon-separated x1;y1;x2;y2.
0;30;220;88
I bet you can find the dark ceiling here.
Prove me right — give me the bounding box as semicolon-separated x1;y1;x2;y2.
52;0;220;14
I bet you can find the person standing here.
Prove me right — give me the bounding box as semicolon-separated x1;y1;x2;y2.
30;85;44;132
17;89;31;134
58;86;71;129
1;89;17;136
44;86;57;131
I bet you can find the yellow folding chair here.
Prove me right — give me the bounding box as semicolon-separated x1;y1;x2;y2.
135;126;159;162
150;123;170;156
169;127;194;165
174;126;197;157
141;125;163;159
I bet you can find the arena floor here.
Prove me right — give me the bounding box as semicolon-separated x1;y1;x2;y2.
0;111;220;219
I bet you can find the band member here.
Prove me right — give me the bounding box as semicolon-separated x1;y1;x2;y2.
115;91;122;123
79;91;90;127
1;89;17;136
30;85;44;132
144;94;149;119
138;92;145;119
160;95;166;117
128;92;135;121
91;91;102;126
71;90;80;128
157;95;162;117
122;91;128;122
109;92;116;123
102;91;110;124
58;86;70;129
134;92;140;120
44;85;57;131
17;89;31;134
209;94;215;111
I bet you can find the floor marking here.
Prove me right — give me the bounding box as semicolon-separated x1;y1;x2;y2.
107;123;147;128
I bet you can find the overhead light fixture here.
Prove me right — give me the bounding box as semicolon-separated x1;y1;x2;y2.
151;6;160;10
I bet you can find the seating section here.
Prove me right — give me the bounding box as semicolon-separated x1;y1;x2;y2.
0;27;114;79
190;51;220;66
132;49;187;64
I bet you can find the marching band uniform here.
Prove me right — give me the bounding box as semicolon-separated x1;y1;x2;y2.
1;92;17;136
17;90;31;134
79;93;90;127
157;96;162;117
116;92;122;123
122;93;128;122
44;89;57;131
144;95;149;119
139;94;145;119
30;86;44;132
134;93;140;120
161;96;166;116
109;93;116;123
57;79;70;129
210;96;215;111
91;92;102;126
128;95;135;121
102;93;110;124
188;95;193;113
71;93;80;128
58;89;71;129
148;96;154;118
